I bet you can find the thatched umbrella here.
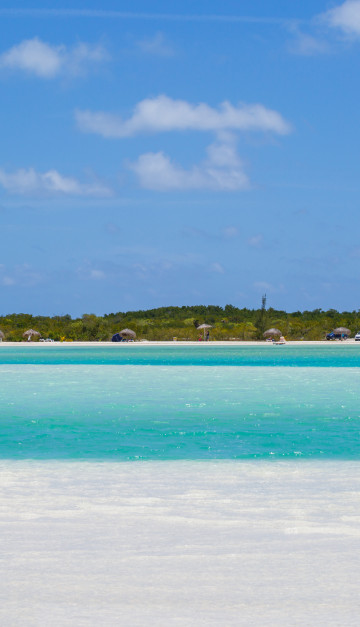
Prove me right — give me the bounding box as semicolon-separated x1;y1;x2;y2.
120;328;136;339
197;323;212;340
23;329;41;341
333;327;351;338
263;328;282;337
0;330;4;341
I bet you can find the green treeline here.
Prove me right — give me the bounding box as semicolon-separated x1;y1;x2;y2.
0;305;359;341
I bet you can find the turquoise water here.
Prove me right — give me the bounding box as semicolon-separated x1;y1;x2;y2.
1;343;360;366
1;345;360;459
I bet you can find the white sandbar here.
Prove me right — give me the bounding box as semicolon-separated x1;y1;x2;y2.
1;461;359;626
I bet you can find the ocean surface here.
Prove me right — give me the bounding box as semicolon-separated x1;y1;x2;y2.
1;344;359;460
1;345;360;625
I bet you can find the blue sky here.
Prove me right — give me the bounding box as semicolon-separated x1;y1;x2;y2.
1;0;360;316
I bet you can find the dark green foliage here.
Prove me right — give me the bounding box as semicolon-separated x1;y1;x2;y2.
1;305;359;341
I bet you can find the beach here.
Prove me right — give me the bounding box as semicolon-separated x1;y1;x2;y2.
1;340;359;346
1;460;360;626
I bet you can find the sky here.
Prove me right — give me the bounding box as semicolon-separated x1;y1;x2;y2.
1;0;360;316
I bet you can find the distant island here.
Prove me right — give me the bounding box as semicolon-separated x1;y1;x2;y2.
1;305;359;342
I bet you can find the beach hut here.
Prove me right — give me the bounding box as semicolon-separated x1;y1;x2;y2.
263;328;282;338
333;327;350;335
197;323;212;340
0;330;4;342
120;328;136;340
23;329;41;341
333;327;351;339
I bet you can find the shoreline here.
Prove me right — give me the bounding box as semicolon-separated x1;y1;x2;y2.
0;339;359;347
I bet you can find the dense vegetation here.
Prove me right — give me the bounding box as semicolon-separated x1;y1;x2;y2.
1;305;360;341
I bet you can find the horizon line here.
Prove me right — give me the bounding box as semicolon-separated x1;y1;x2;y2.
0;9;298;26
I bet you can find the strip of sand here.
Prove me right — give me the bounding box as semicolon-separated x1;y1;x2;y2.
0;339;359;346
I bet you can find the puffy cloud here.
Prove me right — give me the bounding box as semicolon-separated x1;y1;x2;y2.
322;0;360;36
0;38;61;77
76;94;291;138
128;137;249;191
0;37;109;78
0;167;112;196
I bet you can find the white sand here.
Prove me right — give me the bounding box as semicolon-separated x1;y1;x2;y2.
1;461;359;626
0;340;358;346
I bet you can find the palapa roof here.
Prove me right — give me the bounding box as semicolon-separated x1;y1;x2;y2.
120;328;136;337
263;328;282;336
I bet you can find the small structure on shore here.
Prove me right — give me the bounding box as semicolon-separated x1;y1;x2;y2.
120;328;136;340
23;329;41;342
111;333;123;342
333;327;351;336
263;328;282;339
0;330;4;342
197;323;212;340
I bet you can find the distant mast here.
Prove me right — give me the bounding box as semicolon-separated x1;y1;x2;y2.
262;294;267;312
256;293;267;338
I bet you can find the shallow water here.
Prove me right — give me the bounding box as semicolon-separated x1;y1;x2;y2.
1;346;360;459
1;343;360;366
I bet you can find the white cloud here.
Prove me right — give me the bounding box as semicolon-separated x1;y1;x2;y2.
137;32;174;56
0;37;109;78
288;31;329;56
0;167;112;196
322;0;360;36
76;95;291;138
128;137;249;191
68;42;109;75
0;38;62;77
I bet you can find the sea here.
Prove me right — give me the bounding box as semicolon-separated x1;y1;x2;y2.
1;344;360;625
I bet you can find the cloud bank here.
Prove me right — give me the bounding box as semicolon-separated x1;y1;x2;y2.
0;167;111;196
76;95;291;138
128;137;249;191
322;0;360;36
0;37;108;78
